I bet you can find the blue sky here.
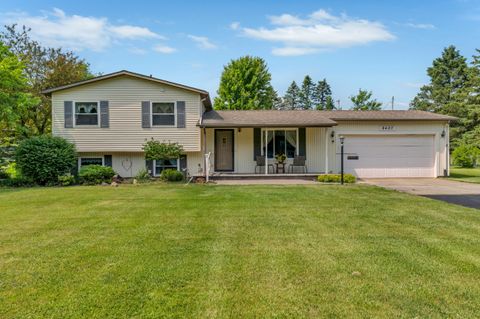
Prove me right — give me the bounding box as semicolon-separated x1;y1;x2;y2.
1;0;479;109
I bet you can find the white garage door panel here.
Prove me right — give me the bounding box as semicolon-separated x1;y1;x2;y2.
343;135;435;178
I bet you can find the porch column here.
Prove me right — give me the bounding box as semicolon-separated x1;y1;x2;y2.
325;128;329;174
265;129;268;175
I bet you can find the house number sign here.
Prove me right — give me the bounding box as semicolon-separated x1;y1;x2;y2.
381;125;395;131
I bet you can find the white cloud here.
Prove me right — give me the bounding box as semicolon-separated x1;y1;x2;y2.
239;9;395;56
108;25;164;39
187;35;217;49
2;8;164;51
405;23;435;29
230;22;240;30
272;47;321;56
153;44;176;54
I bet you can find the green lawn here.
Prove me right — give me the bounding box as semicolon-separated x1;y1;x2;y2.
1;184;479;318
450;167;480;184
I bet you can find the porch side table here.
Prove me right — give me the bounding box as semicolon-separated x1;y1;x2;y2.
276;163;286;174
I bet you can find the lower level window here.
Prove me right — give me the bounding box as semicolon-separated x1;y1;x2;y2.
155;159;178;175
80;157;103;167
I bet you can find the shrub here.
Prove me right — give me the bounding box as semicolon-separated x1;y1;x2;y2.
135;168;151;183
317;174;356;183
58;174;76;186
79;165;115;185
160;169;184;182
15;136;76;185
4;162;20;178
452;145;480;168
0;176;34;187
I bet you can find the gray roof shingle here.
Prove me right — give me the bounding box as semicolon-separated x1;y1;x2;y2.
200;110;455;127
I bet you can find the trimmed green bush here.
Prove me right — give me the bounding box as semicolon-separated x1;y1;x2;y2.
58;174;76;186
134;168;151;183
79;165;115;185
317;174;356;183
160;169;184;182
452;145;480;168
0;176;34;187
15;136;76;185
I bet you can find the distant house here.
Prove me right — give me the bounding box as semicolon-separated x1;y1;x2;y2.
43;70;455;179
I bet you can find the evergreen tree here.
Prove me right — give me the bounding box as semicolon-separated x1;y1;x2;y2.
350;89;382;110
410;45;479;148
410;45;469;113
283;81;301;109
214;56;274;110
313;78;332;110
299;75;315;109
325;96;336;110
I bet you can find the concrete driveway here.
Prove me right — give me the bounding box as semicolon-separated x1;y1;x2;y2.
363;178;480;209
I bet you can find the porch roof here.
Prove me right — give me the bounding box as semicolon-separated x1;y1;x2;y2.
200;110;337;128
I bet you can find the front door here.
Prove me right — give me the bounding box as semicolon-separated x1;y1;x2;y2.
215;129;234;171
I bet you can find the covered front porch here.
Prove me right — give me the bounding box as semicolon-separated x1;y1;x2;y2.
199;110;339;177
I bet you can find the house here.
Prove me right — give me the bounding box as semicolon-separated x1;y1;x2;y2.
43;70;456;179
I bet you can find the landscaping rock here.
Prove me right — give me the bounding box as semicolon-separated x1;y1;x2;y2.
351;271;362;277
101;182;109;186
111;181;119;187
133;179;138;185
112;174;124;183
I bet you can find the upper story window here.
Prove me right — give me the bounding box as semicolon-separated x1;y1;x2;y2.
75;102;99;126
152;102;176;126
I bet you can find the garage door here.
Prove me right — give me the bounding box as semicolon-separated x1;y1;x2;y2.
342;135;435;178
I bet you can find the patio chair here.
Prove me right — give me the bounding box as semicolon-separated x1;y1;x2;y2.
255;156;274;174
289;155;307;173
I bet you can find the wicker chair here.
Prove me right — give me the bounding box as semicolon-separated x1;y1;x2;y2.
289;155;307;173
255;156;274;174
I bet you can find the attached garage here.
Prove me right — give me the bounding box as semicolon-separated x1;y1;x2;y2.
342;135;436;178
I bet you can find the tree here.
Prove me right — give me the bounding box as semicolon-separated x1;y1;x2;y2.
214;56;274;110
325;96;336;110
0;41;38;136
350;89;382;110
299;75;315;109
283;81;301;109
410;45;480;148
1;25;93;137
313;78;332;110
410;46;470;114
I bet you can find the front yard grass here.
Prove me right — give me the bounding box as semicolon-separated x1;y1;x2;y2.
0;184;479;318
449;167;480;184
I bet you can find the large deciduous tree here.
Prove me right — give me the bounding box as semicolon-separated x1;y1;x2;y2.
350;89;382;110
0;24;93;137
214;56;274;110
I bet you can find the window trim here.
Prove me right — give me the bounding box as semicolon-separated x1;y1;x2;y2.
153;158;180;176
261;128;299;159
151;101;177;127
78;156;104;172
73;101;100;127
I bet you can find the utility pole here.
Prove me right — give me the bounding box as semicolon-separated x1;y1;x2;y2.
391;96;394;110
336;99;341;110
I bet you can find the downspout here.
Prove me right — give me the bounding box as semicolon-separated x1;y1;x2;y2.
446;122;450;177
199;112;207;178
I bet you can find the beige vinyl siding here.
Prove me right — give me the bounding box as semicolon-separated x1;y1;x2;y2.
205;127;328;173
52;75;202;152
78;152;204;177
330;121;449;177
